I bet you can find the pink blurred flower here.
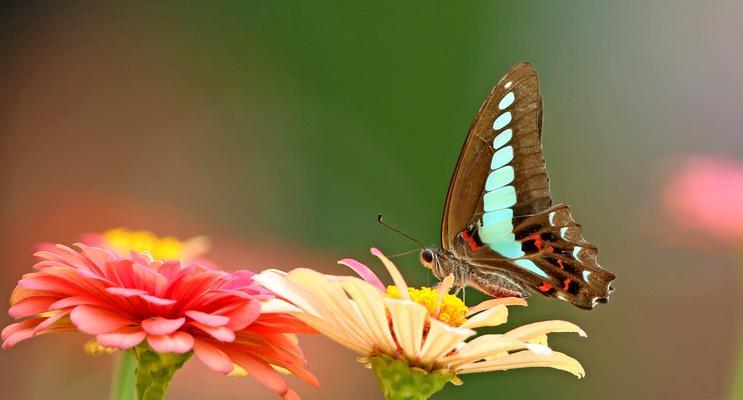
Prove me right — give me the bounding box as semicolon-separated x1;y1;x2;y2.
662;155;743;245
2;243;317;399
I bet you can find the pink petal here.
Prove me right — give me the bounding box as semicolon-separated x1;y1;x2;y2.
141;317;185;335
229;351;289;396
190;322;235;342
283;390;300;400
50;296;109;310
19;276;76;295
338;258;385;291
2;328;36;349
2;319;41;341
8;296;59;318
193;339;234;374
147;331;194;354
138;294;176;306
186;310;229;327
225;301;261;331
106;287;147;297
97;328;147;349
33;310;71;334
70;305;133;334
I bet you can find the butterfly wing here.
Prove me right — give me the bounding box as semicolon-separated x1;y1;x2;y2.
441;62;615;309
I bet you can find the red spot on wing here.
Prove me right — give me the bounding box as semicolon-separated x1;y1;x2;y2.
523;234;543;251
557;259;565;269
537;282;553;293
460;231;480;251
563;278;571;290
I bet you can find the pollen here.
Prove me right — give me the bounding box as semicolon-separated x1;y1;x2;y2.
103;228;183;260
386;285;469;327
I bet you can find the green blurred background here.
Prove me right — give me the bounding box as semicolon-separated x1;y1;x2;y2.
1;1;742;399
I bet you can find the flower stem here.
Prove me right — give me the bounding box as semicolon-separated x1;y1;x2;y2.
110;351;137;400
370;355;453;400
132;345;192;400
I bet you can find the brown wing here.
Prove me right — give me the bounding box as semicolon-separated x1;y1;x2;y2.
441;62;550;251
440;63;615;309
457;204;615;309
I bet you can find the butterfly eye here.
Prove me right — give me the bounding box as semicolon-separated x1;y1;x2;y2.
420;249;434;264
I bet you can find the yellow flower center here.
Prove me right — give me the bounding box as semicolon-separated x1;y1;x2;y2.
103;228;184;260
386;286;468;327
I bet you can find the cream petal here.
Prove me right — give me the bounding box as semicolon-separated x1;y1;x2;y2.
457;350;585;378
460;305;509;329
437;275;455;297
254;270;323;317
370;248;409;299
526;334;548;345
340;278;397;354
288;270;376;346
525;343;553;356
294;313;372;354
504;320;587;341
385;298;427;361
440;334;527;368
259;298;301;314
258;269;375;354
418;318;475;367
468;297;527;317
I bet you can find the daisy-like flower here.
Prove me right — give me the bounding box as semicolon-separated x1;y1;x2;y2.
255;247;585;400
2;243;317;400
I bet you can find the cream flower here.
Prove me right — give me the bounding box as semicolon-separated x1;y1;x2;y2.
255;247;585;398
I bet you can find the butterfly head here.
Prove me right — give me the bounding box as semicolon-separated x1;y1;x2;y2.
420;248;454;279
419;248;436;270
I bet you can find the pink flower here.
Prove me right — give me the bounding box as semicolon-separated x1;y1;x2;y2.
662;155;743;245
2;243;317;400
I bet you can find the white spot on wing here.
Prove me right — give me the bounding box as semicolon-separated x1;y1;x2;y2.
504;81;513;89
498;92;515;110
572;247;582;260
492;112;512;130
582;271;591;281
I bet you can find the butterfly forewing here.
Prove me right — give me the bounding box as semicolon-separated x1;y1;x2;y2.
441;62;615;309
442;63;549;249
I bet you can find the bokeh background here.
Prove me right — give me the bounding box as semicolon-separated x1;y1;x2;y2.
1;1;742;399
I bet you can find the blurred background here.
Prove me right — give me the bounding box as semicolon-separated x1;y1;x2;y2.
1;1;742;399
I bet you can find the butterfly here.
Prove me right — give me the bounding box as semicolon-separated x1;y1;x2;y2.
419;62;615;309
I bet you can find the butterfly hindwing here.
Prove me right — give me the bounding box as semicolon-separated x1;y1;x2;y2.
441;62;615;309
457;204;614;309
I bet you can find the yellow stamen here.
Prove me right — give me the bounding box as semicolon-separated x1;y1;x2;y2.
386;286;468;327
103;228;184;260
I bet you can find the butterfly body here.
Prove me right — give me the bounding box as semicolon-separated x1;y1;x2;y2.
423;62;615;310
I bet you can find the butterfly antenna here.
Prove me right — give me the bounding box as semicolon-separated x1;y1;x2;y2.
386;248;421;259
377;214;426;248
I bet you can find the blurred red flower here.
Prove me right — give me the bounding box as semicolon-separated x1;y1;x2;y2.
2;243;317;400
662;155;743;245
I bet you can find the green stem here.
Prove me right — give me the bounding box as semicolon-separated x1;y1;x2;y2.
132;345;192;400
370;355;453;400
110;351;136;400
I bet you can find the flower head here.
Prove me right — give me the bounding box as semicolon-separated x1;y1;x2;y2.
662;155;743;245
2;244;317;400
255;247;585;398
